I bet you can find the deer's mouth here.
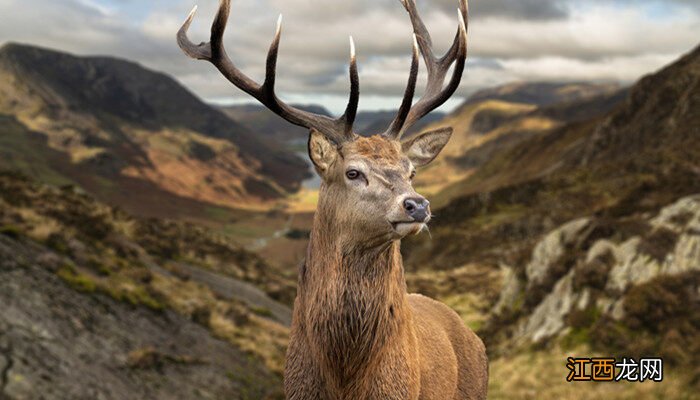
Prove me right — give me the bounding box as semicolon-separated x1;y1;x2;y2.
391;221;426;236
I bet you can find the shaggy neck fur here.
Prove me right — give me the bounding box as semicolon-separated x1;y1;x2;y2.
297;187;414;396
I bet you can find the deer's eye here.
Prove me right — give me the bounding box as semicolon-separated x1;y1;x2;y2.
346;169;361;180
409;170;416;180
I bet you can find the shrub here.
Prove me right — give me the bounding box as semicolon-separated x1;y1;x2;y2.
251;306;273;318
637;226;679;262
572;249;615;290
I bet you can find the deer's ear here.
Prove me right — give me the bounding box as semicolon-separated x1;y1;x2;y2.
308;129;339;176
401;127;452;167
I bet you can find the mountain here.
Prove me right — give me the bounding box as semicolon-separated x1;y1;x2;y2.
409;82;625;195
463;81;621;108
353;110;446;136
0;169;294;398
0;43;309;219
219;103;332;145
218;104;445;145
403;44;700;381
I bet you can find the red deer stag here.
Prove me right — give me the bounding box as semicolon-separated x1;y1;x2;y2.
177;0;488;398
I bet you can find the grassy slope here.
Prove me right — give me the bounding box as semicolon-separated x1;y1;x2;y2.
0;114;73;186
0;171;294;391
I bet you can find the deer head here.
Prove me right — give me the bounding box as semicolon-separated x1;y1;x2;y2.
178;0;468;248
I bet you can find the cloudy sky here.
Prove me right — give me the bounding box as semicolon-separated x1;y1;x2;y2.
1;0;698;113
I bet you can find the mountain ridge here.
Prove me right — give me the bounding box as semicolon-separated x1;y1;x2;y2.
0;42;309;218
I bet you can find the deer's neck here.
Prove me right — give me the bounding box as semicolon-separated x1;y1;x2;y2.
297;209;413;391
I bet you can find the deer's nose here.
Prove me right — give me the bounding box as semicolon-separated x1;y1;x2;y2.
403;197;430;222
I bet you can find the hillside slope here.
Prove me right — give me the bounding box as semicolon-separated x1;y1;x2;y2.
409;82;624;196
219;103;331;146
0;170;298;397
0;236;279;399
0;43;308;217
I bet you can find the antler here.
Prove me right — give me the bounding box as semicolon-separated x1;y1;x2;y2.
383;0;469;140
177;0;359;144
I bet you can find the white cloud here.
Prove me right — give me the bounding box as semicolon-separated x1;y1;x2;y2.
469;5;700;60
0;0;698;112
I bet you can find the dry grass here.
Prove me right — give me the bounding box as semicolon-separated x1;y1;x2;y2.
489;345;697;400
14;206;63;240
442;292;490;332
152;273;289;375
69;146;107;163
285;188;320;213
211;311;289;375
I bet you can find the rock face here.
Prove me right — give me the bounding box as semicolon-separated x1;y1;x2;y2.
525;218;591;289
505;195;700;344
0;236;278;400
650;196;700;274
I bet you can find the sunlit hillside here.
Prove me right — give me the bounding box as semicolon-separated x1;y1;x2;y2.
410;82;625;200
0;43;309;219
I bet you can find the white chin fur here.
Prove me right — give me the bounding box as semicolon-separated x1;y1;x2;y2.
393;222;425;237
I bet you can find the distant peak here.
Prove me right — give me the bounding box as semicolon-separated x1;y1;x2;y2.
0;41;66;56
684;42;700;62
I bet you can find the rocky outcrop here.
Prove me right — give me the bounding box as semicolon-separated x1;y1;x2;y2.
0;234;280;400
525;217;591;289
500;195;700;344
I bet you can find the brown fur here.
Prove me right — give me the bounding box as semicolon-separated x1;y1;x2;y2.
284;134;488;399
346;136;403;163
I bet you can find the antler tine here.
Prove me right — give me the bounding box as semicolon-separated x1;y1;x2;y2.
399;0;435;66
262;14;283;99
442;0;469;65
177;0;358;144
383;34;420;139
339;37;360;136
177;5;213;60
385;0;469;140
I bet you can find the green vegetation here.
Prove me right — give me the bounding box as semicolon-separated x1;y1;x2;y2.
57;265;97;293
106;285;165;311
0;115;74;187
0;224;23;239
488;344;698;400
250;306;274;318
